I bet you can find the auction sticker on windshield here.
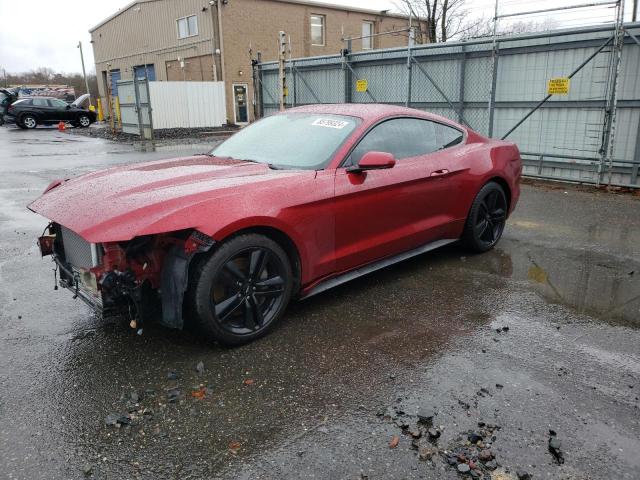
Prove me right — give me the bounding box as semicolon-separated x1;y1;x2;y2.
312;118;349;129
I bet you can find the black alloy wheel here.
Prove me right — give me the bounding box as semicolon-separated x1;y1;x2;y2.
462;182;508;252
212;247;286;334
187;234;294;346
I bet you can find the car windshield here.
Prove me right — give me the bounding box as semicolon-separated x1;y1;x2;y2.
210;113;360;170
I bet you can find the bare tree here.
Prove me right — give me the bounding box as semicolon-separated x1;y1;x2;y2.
398;0;484;43
5;68;97;96
399;0;559;43
461;17;560;40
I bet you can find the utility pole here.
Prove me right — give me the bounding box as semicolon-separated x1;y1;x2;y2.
77;41;93;107
278;31;287;111
633;0;638;21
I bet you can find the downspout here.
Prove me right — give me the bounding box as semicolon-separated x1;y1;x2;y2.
209;2;219;81
216;2;226;84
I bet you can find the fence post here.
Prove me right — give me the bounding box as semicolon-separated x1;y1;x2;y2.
291;59;297;107
143;77;154;140
488;0;499;137
458;43;467;124
601;0;626;187
133;76;144;137
278;31;286;111
256;52;264;118
343;39;353;103
406;28;414;108
488;42;499;137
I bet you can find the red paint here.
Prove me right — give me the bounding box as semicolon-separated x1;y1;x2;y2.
28;104;521;294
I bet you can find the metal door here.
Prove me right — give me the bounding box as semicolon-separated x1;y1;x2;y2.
110;70;121;97
134;64;155;81
232;83;248;124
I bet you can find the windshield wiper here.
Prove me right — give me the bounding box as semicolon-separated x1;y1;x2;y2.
203;155;284;170
236;158;282;170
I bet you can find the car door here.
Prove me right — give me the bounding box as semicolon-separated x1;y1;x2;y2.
333;117;464;273
30;98;54;121
47;98;72;121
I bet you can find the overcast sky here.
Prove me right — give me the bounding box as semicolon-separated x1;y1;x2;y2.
0;0;632;75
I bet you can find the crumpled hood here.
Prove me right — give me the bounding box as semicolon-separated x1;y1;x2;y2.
28;155;311;242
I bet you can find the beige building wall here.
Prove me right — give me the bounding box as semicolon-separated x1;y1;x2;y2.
90;0;421;124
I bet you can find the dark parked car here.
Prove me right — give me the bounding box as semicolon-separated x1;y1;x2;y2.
0;88;19;125
4;96;96;129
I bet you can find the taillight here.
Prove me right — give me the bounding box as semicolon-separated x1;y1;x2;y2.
7;105;13;112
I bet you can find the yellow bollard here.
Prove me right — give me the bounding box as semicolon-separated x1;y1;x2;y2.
115;97;122;130
96;98;104;122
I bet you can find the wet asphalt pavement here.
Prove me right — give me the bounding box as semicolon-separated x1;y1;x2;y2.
0;125;639;480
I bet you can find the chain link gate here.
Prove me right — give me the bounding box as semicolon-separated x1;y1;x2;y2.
116;76;154;139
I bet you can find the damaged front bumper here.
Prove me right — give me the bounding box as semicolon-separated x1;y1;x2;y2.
38;223;215;328
52;253;107;312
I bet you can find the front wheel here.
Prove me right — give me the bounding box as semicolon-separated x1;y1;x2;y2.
186;234;294;346
77;114;91;128
461;182;508;252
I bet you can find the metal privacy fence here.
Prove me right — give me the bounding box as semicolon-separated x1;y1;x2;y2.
256;23;640;189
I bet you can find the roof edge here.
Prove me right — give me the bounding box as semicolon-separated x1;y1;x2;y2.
89;0;414;33
89;0;160;33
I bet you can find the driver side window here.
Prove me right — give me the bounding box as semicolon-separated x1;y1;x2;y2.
48;99;68;108
347;118;438;166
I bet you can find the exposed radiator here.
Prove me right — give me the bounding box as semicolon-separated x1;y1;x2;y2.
60;225;97;269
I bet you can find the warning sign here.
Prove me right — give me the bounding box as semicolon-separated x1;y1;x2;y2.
356;79;368;92
547;77;570;95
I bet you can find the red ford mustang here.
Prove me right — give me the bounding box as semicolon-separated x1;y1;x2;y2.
28;104;521;345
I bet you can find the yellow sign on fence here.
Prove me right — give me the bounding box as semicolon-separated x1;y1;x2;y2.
356;79;368;92
547;77;570;95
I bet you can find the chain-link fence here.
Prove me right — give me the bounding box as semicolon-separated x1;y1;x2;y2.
255;22;640;188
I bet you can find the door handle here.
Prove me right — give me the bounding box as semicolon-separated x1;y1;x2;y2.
430;169;450;177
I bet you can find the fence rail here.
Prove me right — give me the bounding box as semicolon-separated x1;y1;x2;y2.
256;22;640;188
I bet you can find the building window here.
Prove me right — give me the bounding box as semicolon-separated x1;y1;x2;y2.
177;15;198;39
362;21;374;49
310;15;325;46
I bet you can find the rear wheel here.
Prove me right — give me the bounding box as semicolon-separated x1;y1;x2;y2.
187;234;294;346
21;114;37;129
461;182;508;252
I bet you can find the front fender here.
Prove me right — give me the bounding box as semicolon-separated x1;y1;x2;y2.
208;216;311;282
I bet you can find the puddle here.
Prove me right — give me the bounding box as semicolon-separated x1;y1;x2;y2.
463;241;640;328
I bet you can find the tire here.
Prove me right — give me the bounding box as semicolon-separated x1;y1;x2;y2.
186;234;294;346
20;114;37;129
461;181;508;253
17;122;28;129
77;114;91;128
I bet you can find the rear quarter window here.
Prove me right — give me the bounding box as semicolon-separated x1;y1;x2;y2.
436;123;464;149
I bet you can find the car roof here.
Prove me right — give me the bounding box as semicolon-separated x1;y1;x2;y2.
286;103;463;128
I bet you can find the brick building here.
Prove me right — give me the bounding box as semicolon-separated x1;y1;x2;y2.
90;0;423;124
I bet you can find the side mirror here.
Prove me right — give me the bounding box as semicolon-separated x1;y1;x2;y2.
347;151;396;173
66;104;71;109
